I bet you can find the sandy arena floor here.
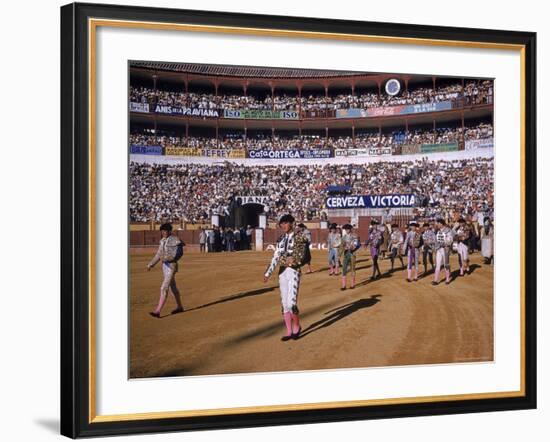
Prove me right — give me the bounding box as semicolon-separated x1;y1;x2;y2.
129;249;493;378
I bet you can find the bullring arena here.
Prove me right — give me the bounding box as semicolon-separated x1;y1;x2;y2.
130;248;493;378
128;62;494;378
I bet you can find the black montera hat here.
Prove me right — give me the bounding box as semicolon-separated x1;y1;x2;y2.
278;214;295;225
329;223;337;229
370;219;379;225
298;223;306;228
342;224;353;230
160;223;173;232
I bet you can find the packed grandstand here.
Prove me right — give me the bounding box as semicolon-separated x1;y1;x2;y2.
130;80;492;111
129;62;494;228
130;158;494;224
129;123;493;152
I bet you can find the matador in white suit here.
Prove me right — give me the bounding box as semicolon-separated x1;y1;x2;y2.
432;218;455;286
147;223;184;318
264;214;308;341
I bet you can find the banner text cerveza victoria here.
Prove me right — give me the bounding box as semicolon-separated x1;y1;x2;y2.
326;194;416;209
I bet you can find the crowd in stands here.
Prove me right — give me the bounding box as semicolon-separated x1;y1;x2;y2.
464;122;493;141
129;156;494;225
129;122;493;152
129;80;493;112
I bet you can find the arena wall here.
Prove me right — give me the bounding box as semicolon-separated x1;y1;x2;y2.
129;214;419;249
129;209;423;248
131;229;208;247
130;227;373;249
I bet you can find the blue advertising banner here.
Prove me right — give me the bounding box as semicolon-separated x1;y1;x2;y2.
335;108;369;118
336;101;454;119
130;145;163;155
153;104;220;118
129;102;150;113
248;149;333;159
465;138;494;150
367;101;453;117
326;194;416;209
406;101;453;113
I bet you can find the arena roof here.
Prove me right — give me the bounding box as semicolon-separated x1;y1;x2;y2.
130;61;372;79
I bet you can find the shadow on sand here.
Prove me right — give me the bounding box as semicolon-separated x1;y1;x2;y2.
297;295;382;340
355;272;393;287
450;263;482;282
186;286;276;312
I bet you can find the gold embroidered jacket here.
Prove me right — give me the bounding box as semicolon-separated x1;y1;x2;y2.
264;231;308;277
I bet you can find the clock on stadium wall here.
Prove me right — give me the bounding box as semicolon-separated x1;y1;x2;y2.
61;2;536;438
385;78;401;96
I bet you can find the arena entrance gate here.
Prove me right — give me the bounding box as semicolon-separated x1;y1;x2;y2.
240;203;264;228
230;196;269;229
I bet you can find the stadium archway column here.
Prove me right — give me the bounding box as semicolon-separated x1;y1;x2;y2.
254;228;264;252
258;213;267;229
351;211;359;228
297;83;302;120
211;214;220;227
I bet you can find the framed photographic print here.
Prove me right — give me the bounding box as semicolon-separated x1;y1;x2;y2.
60;2;537;438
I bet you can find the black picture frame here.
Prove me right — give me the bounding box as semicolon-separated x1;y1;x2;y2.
61;2;537;438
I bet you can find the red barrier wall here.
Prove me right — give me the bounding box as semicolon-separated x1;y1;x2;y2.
128;216;414;247
326;216;351;226
176;230;195;245
144;230;161;245
130;231;145;247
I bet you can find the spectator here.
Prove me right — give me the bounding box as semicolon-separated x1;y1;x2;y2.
246;225;254;250
198;228;206;253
